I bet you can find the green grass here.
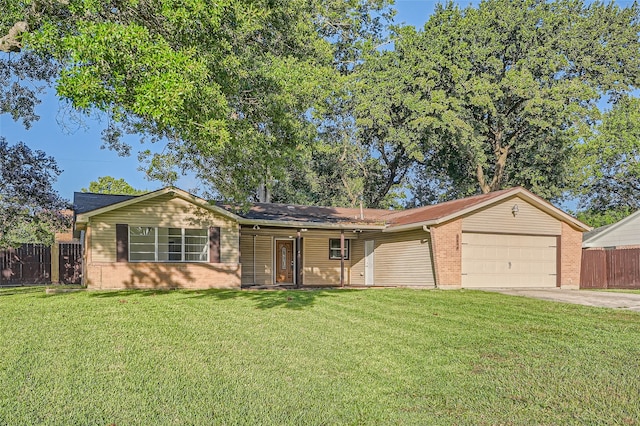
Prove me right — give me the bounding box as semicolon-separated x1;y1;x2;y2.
1;287;639;425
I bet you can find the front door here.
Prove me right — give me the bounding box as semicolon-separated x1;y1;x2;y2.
275;240;294;284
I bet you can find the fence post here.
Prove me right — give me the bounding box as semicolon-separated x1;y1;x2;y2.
51;243;60;284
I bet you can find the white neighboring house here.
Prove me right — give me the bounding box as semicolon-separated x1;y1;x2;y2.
582;210;640;249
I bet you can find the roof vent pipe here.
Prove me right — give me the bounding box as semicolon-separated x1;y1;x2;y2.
359;196;364;220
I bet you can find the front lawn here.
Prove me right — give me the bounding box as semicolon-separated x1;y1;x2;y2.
1;287;638;425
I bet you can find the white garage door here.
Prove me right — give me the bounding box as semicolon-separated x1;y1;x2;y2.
462;233;557;288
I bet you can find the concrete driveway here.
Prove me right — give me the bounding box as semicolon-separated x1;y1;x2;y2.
482;288;640;312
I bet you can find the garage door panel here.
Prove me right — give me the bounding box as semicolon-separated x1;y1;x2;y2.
462;233;557;288
495;246;509;259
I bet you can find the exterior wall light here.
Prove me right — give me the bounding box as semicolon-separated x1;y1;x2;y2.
511;204;519;217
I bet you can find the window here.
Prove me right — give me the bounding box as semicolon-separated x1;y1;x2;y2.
129;227;209;262
129;227;156;262
329;239;350;260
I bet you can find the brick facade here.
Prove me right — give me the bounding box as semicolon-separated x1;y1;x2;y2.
86;262;241;290
560;222;583;289
431;220;462;289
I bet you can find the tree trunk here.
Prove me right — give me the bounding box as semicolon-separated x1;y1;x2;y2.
476;146;510;194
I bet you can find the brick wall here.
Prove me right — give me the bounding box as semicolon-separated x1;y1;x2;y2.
86;262;241;290
431;220;462;289
560;222;583;289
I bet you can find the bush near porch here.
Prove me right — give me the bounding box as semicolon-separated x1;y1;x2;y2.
0;287;638;425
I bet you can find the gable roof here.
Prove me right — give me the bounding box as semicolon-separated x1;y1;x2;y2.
381;188;514;228
74;192;137;214
74;187;243;224
381;187;591;232
582;223;614;242
73;186;590;232
582;209;640;247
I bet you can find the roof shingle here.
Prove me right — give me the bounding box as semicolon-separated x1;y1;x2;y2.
73;192;138;214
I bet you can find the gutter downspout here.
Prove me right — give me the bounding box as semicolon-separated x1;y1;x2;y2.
253;235;256;285
80;229;86;287
340;229;345;288
424;225;439;288
296;230;302;289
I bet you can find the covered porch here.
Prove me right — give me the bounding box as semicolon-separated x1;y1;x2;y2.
239;226;367;288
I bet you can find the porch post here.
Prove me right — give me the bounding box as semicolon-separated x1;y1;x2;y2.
296;230;302;288
340;229;345;288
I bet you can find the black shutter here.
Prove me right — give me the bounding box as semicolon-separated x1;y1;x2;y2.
116;224;129;262
209;227;221;263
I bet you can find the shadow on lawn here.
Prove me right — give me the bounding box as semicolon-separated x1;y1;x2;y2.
0;286;45;296
188;288;352;310
87;288;355;310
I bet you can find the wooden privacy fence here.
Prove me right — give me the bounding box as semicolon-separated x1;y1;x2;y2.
0;244;51;286
0;242;83;286
581;248;640;289
58;242;83;284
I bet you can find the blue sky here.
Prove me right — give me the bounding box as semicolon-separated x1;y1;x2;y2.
0;1;494;201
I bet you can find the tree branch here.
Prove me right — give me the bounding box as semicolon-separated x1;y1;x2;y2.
0;21;28;53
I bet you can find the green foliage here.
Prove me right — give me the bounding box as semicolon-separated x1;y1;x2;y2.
2;0;393;203
271;128;405;209
575;208;633;228
81;176;147;195
0;289;639;424
355;0;640;203
0;138;70;248
7;0;640;208
573;96;640;213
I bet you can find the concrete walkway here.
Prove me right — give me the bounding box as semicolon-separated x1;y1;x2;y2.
481;288;640;312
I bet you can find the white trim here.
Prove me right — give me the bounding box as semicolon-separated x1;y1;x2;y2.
128;225;209;263
382;188;591;233
76;187;243;224
76;186;589;235
239;218;384;231
329;238;350;260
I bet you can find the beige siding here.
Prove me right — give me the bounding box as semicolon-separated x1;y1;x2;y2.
240;229;293;285
240;228;357;286
350;230;435;287
462;195;561;235
240;234;273;285
350;238;365;285
303;237;351;286
89;194;239;263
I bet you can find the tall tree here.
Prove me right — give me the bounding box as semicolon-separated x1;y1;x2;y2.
573;96;640;216
0;138;70;248
82;176;146;195
271;2;398;209
355;0;640;203
1;0;392;203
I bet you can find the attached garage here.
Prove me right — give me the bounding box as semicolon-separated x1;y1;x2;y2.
74;186;588;290
461;233;557;288
385;187;589;289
